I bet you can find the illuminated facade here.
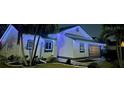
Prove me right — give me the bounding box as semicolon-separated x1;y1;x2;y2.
0;25;57;59
0;25;106;63
49;26;106;62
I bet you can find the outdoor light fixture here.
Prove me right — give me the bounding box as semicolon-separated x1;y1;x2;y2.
121;41;124;47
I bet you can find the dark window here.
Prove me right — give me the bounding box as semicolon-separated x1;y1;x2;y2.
80;43;85;52
44;40;53;52
26;40;33;50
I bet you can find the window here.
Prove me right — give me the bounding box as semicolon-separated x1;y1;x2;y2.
80;43;85;52
26;40;33;50
44;40;53;52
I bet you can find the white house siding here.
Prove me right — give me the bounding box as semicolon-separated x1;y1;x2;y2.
73;40;106;58
22;34;57;59
57;35;73;58
0;25;20;57
58;26;94;59
73;40;89;58
51;26;106;62
41;39;57;58
22;34;40;57
0;25;57;59
0;42;20;57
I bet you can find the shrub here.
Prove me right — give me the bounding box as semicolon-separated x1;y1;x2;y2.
103;50;117;62
46;56;58;63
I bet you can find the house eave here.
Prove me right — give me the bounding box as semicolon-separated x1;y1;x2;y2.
65;33;95;42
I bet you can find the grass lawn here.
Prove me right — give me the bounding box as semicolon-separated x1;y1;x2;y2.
0;61;79;68
97;61;117;68
0;62;22;68
0;62;9;68
0;62;15;68
0;61;118;68
35;63;79;68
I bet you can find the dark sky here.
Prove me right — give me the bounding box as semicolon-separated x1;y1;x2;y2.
60;24;102;38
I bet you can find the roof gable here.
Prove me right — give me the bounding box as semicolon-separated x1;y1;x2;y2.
61;26;93;40
0;25;18;48
65;33;95;42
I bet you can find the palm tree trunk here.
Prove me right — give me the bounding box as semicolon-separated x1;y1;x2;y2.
29;33;37;66
117;31;123;67
20;34;28;66
119;33;123;67
29;25;39;66
119;45;123;67
116;41;120;67
31;35;40;65
121;32;123;66
117;39;123;68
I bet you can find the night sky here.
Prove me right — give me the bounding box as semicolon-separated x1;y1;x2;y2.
60;24;102;38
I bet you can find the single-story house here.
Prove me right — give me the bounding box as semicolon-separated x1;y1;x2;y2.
48;25;106;62
0;25;106;63
0;25;57;59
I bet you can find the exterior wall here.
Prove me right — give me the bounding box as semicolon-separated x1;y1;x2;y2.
0;41;20;57
57;37;105;59
0;25;57;59
56;26;106;62
57;34;73;58
58;38;102;62
73;40;89;58
0;25;20;57
22;34;37;57
73;40;105;58
22;34;57;59
0;25;106;61
40;39;57;58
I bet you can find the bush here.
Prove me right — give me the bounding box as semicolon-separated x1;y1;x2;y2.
46;56;58;63
8;55;15;61
103;50;117;62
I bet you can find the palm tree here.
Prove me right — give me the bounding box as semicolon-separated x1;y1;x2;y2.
101;24;124;67
13;24;29;66
30;24;59;66
13;24;59;66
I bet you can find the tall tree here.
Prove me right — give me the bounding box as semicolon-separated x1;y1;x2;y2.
30;24;59;66
13;24;59;66
13;24;28;66
101;24;124;67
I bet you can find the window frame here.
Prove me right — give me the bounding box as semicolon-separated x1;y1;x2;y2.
26;40;33;50
80;43;85;52
44;40;53;52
